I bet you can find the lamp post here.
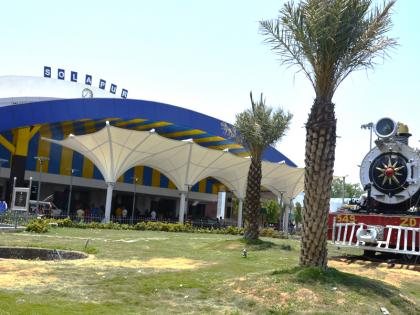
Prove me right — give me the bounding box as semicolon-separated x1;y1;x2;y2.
66;168;78;217
0;158;7;200
131;177;139;224
342;175;349;205
34;156;49;211
361;122;374;150
185;184;192;220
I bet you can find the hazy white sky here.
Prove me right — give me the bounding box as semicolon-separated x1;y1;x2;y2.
1;0;419;183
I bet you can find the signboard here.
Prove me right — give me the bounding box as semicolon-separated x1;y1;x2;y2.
11;187;30;211
43;66;128;98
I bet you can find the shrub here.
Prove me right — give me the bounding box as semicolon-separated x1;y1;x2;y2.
26;219;49;233
40;219;253;238
134;222;147;230
260;227;287;239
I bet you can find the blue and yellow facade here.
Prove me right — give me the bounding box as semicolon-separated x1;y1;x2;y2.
0;98;295;195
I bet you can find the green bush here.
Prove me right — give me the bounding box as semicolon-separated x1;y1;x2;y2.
260;227;287;239
134;221;147;230
26;219;49;233
41;219;262;238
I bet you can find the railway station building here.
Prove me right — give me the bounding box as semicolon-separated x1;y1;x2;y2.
0;71;302;225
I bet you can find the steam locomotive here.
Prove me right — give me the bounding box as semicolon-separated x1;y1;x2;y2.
328;118;420;257
359;117;420;213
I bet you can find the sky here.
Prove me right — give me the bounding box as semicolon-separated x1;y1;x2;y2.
0;0;419;184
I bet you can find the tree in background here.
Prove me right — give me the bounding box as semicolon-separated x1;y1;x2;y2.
293;201;303;227
260;0;396;268
331;178;364;199
224;93;292;241
263;199;281;224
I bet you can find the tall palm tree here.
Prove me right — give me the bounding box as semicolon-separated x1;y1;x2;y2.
260;0;396;268
224;92;292;240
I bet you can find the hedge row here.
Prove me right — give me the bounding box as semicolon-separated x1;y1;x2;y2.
26;217;286;238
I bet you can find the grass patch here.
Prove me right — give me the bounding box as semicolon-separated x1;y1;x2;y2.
0;229;419;314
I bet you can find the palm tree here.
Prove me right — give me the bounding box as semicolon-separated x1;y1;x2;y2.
260;0;396;268
224;92;292;240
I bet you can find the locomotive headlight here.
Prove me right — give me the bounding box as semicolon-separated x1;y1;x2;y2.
374;117;398;139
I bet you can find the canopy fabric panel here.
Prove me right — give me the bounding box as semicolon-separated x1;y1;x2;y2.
43;123;304;200
261;162;305;203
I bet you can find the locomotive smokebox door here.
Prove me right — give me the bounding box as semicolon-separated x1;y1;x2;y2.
360;117;420;212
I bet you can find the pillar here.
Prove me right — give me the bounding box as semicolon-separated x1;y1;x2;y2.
179;191;187;224
104;182;115;223
216;191;226;219
237;198;243;228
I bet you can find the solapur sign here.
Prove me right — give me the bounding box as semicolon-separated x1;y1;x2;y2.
43;66;128;99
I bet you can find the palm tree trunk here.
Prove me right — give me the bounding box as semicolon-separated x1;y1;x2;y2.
244;157;262;240
300;99;336;269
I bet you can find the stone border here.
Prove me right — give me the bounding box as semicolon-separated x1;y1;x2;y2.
0;246;88;260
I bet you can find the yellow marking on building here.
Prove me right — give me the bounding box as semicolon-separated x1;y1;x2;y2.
36;125;52;172
14;127;31;156
81;121;96;178
0;134;15;153
198;179;206;193
135;166;144;185
235;151;250;157
114;118;147;127
160;129;206;138
28;125;41;140
193;136;225;143
60;122;74;176
84;120;98;134
212;183;219;194
152;169;160;187
168;180;177;190
118;174;125;183
134;122;173;130
207;143;243;150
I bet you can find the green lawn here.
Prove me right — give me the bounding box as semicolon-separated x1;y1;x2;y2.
0;228;419;314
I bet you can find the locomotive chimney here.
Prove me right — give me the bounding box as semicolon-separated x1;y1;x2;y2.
396;122;411;145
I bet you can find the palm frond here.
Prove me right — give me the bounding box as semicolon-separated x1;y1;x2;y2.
260;0;397;101
223;92;292;159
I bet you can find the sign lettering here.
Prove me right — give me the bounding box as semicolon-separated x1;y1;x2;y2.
85;75;92;85
71;71;78;82
43;67;127;98
44;66;51;78
57;69;65;80
99;79;106;90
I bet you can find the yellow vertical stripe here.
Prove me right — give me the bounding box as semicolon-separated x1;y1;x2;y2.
82;121;95;178
60;122;74;176
36;125;52;172
15;127;31;156
118;174;125;183
135;166;144;185
212;183;218;194
168;180;177;190
199;179;206;193
152;169;160;187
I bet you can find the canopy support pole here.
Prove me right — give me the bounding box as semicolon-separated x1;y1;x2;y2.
237;198;243;228
179;191;187;224
105;182;115;223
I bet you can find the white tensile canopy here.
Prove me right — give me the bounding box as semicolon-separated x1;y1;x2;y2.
43;122;304;224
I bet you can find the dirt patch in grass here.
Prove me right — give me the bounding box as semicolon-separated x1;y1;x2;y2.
0;256;210;291
73;257;211;270
329;259;420;288
0;262;57;289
